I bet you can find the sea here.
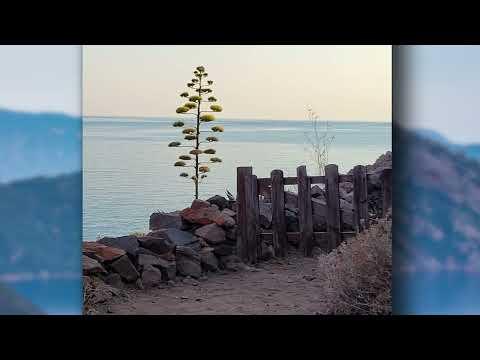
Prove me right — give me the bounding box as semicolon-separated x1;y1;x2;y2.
83;117;391;241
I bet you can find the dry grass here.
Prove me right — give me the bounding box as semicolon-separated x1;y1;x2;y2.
317;215;392;315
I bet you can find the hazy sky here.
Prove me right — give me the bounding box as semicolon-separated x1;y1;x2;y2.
403;45;480;144
83;45;391;122
0;45;80;116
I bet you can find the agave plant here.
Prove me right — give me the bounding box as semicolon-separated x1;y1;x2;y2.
168;66;224;199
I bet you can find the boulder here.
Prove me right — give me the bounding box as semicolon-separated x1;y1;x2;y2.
83;242;126;263
207;195;229;211
175;246;202;278
149;211;182;231
109;255;140;283
200;248;219;272
147;228;197;247
221;208;236;218
104;273;124;289
213;244;235;257
137;253;176;281
180;205;226;227
311;185;325;199
339;181;354;194
191;199;210;210
98;235;139;257
225;227;237;241
141;265;163;288
137;234;174;255
83;255;107;275
285;210;299;232
137;253;163;268
195;223;226;245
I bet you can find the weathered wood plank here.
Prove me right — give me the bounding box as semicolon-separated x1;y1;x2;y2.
251;174;261;263
310;175;325;184
236;167;252;262
297;165;314;256
353;165;369;232
271;169;287;257
381;168;392;218
325;164;341;251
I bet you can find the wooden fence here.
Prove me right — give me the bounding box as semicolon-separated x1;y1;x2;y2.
236;164;392;263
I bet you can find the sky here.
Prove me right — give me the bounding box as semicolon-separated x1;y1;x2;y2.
402;45;480;144
83;45;392;122
0;45;81;116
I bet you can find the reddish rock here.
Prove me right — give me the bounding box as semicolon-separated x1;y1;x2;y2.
195;223;226;245
83;242;125;263
180;206;225;226
191;199;210;210
83;255;107;275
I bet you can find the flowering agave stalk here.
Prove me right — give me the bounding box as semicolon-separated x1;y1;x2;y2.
168;66;224;199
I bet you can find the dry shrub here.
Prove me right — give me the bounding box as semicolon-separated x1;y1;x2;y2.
318;216;392;315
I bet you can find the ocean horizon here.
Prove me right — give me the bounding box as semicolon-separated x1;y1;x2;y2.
83;117;391;241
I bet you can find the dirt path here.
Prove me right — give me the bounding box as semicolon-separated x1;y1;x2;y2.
95;250;328;315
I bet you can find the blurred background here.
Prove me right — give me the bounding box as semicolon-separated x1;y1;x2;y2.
394;45;480;314
0;45;82;314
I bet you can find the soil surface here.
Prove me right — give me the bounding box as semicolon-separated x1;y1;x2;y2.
92;250;327;315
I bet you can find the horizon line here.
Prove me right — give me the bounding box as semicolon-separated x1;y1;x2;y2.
83;115;391;123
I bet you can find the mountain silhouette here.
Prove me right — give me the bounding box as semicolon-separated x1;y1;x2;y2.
0;282;43;315
0;108;81;183
395;126;480;314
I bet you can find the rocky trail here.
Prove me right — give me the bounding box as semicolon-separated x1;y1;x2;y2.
86;250;328;315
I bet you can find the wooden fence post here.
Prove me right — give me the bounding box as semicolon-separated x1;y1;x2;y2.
248;174;259;263
297;165;314;256
381;168;392;218
325;164;341;251
271;169;287;258
353;165;369;232
237;167;252;262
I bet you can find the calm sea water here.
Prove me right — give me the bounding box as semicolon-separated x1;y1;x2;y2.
83;117;391;240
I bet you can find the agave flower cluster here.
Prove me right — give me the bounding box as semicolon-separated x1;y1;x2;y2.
168;66;224;199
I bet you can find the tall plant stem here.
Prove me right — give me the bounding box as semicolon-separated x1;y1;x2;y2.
194;77;202;199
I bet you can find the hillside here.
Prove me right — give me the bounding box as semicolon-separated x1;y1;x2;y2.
0;172;82;275
0;108;81;183
395;126;480;313
0;282;43;315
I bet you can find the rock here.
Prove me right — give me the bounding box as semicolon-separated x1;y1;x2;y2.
213;244;235;257
285;210;299;232
138;235;173;255
104;273;124;289
339;182;354;194
98;235;139;257
149;211;182;231
259;242;274;261
195;223;226;245
136;247;175;261
221;208;236;218
340;189;353;203
221;214;236;228
147;228;197;247
137;253;162;268
109;255;140;283
141;265;163;288
259;201;273;229
200;248;219;272
83;255;107;275
225;227;237;241
83;242;126;263
191;199;210;210
311;185;325;199
207;195;229;211
180;205;226;227
175;246;201;278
